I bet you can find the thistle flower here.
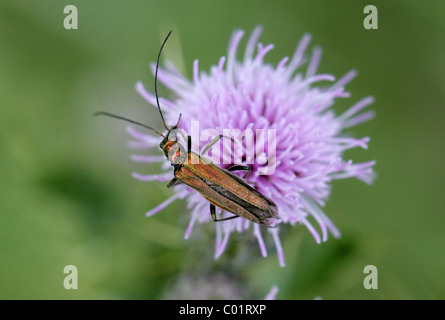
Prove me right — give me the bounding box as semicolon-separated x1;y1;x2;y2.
127;27;375;267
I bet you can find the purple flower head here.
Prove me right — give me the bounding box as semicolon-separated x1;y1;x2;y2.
128;27;375;267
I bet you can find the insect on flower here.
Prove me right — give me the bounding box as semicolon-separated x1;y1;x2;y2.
97;27;375;267
95;31;279;227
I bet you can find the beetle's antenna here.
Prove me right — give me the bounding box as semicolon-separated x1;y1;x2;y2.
172;113;182;129
155;30;173;131
94;111;164;137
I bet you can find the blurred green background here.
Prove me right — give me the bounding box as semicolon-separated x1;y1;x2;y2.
1;0;444;299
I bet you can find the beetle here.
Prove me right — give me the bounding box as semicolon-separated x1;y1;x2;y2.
95;31;279;226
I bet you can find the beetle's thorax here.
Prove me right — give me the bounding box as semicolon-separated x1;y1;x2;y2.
163;140;187;165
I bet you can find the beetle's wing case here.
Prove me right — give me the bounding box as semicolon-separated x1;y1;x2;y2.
174;164;261;223
174;151;278;225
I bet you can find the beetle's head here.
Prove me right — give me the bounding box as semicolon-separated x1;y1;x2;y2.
159;129;177;149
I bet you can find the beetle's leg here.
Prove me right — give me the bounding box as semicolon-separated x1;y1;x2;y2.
188;135;191;154
228;164;257;186
228;164;251;179
210;204;239;222
210;204;217;220
201;135;235;156
167;177;182;188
